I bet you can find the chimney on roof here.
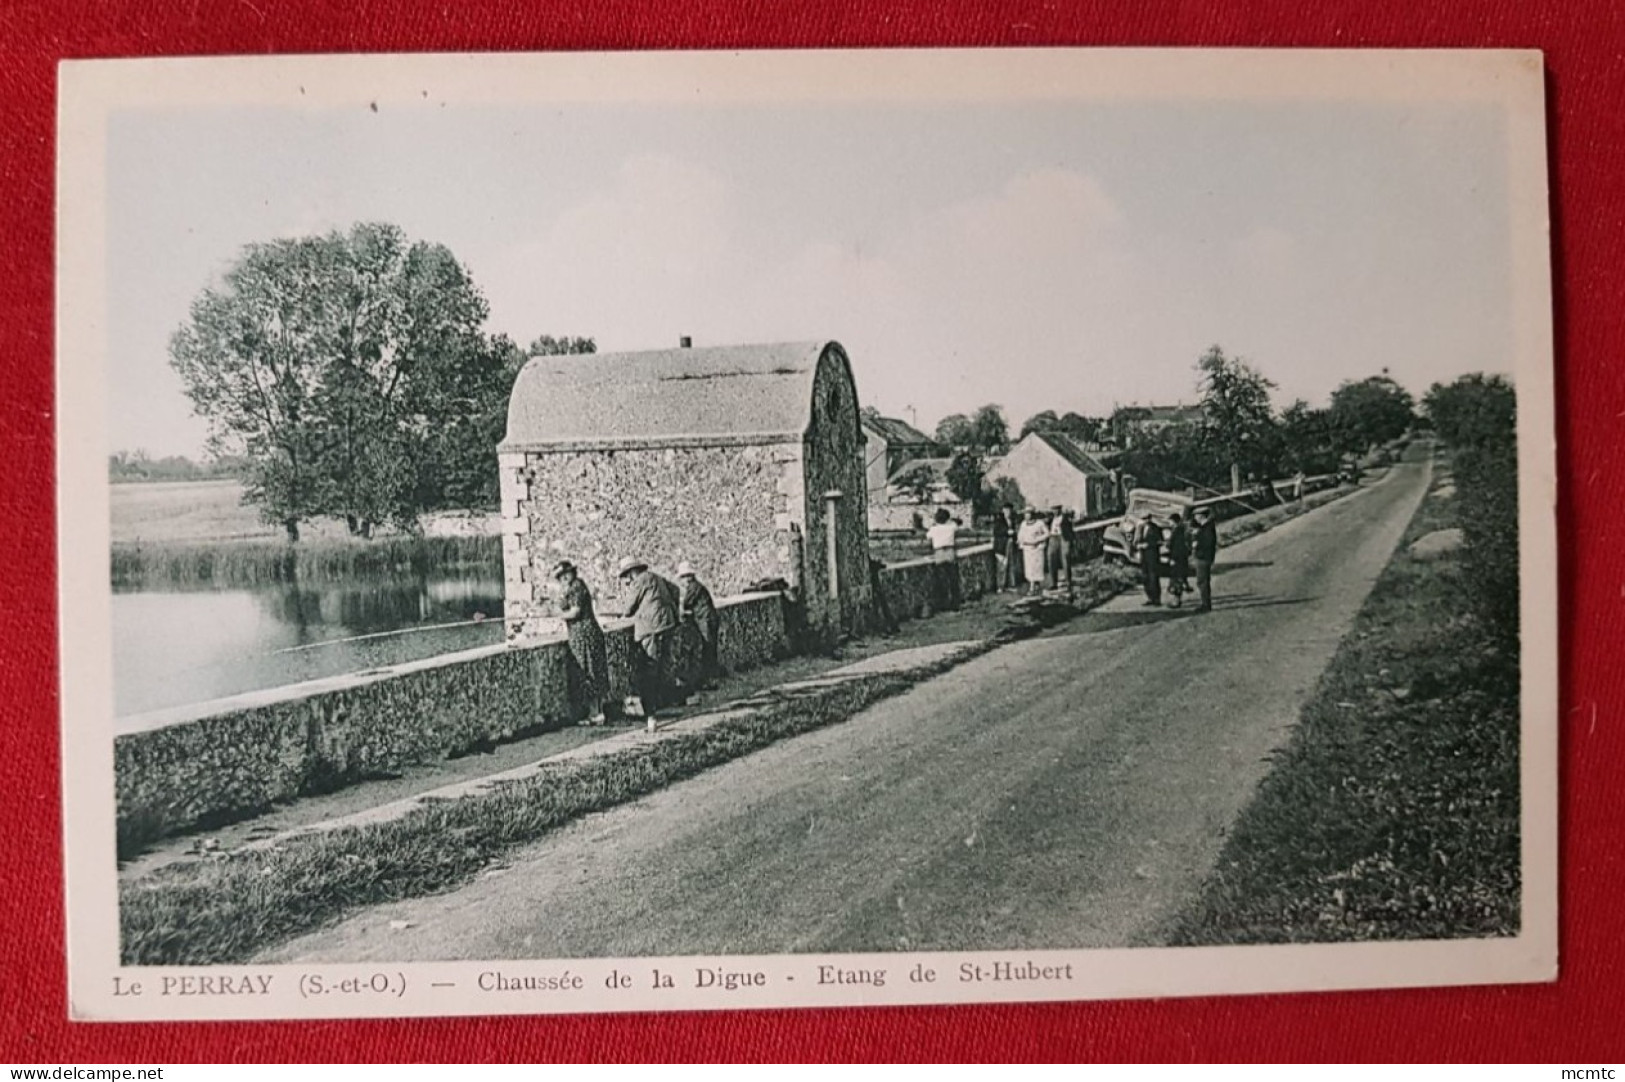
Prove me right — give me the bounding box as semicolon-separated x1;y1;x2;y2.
679;336;692;349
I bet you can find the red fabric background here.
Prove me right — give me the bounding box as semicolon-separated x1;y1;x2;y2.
2;0;1619;1063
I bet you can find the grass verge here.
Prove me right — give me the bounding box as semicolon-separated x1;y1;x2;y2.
1168;456;1520;944
119;576;1131;966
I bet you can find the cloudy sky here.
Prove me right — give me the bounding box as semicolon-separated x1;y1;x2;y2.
106;95;1510;458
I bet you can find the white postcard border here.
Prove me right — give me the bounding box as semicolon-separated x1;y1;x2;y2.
56;47;1558;1023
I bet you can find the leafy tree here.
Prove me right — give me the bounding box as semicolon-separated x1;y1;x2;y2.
945;451;985;504
1197;345;1280;482
1328;374;1416;458
1117;425;1229;495
1278;399;1339;475
170;222;494;539
1423;373;1514;449
1057;412;1103;443
891;463;938;505
935;413;976;448
1019;410;1060;439
528;335;597;357
971;404;1010;452
989;475;1026;513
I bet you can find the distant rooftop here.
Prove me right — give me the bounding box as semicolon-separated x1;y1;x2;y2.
1117;403;1207;423
862;414;937;447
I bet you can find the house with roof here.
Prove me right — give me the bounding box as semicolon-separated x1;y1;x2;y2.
498;340;871;643
861;414;940;501
1111;403;1208;447
984;430;1121;519
860;413;943;529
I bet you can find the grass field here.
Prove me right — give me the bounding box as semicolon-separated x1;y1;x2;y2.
111;480;297;545
1169;452;1520;944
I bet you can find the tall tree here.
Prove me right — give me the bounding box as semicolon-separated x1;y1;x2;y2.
1279;399;1338;475
1422;373;1512;450
971;404;1010;452
1056;411;1103;443
170;222;493;539
945;451;985;504
1197;345;1280;482
935;413;976;448
1328;375;1416;458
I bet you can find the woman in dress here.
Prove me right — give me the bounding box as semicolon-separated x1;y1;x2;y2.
1016;509;1050;597
553;560;614;725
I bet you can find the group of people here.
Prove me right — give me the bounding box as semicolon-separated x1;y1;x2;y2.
990;505;1078;599
1130;505;1219;611
549;556;720;726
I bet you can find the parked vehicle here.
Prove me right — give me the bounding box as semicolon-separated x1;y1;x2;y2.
1102;488;1195;565
1102;483;1288;566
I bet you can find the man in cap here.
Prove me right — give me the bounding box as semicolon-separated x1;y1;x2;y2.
676;560;721;691
1134;510;1164;607
1191;505;1219;613
618;556;681;718
1044;506;1066;592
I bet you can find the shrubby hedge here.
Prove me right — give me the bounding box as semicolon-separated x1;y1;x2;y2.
1425;373;1518;644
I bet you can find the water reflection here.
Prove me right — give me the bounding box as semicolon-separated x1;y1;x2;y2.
113;572;505;724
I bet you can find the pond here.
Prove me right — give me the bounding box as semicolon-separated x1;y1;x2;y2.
112;572;506;726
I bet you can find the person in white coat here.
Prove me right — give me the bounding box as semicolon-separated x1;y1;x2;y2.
1016;509;1050;597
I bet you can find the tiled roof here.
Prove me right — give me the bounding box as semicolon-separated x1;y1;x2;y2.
862;414;937;447
1033;431;1114;476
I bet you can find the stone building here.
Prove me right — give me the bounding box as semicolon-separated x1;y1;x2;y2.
498;339;871;644
861;413;941;525
985;430;1121;518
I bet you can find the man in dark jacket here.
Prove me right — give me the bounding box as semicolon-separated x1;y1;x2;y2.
1135;514;1164;607
618;556;680;718
1191;506;1219;613
990;506;1011;591
676;561;721;690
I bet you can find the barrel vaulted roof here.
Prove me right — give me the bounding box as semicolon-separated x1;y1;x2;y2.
502;341;843;451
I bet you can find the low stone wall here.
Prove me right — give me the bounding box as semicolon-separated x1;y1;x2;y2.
116;592;790;851
872;543;998;624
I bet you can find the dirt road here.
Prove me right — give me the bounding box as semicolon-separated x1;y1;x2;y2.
268;458;1430;963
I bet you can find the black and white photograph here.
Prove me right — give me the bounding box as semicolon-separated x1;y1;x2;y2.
56;49;1557;1020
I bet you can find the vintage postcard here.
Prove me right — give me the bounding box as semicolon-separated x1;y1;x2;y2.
56;49;1557;1021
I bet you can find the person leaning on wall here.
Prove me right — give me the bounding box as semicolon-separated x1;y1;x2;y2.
552;559;619;725
676;560;721;692
617;555;681;721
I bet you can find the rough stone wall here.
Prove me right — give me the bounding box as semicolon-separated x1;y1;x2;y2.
116;592;790;850
802;348;872;638
874;544;997;624
499;444;801;642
